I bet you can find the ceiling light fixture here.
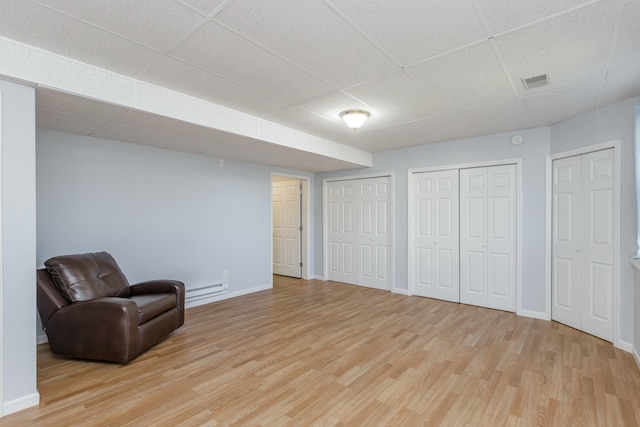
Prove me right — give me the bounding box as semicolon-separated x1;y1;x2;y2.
340;109;371;130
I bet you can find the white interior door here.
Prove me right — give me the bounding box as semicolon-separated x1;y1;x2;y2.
327;177;391;290
552;149;614;342
357;177;391;290
272;179;301;278
411;169;459;302
460;165;517;311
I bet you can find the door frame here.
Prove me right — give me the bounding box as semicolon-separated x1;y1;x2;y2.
271;173;310;280
322;172;395;290
407;158;523;314
0;89;4;416
545;140;621;345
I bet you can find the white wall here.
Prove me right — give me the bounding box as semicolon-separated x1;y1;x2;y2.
0;79;39;414
314;127;550;315
550;97;639;347
37;129;313;293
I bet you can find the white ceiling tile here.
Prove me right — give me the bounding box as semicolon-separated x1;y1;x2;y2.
35;0;206;51
172;21;335;104
521;82;600;127
36;108;111;135
0;0;161;77
330;0;487;66
455;100;530;136
408;41;516;110
345;71;451;122
495;2;617;96
264;106;352;142
94;116;359;172
37;88;130;121
296;91;401;132
178;0;227;16
140;57;288;116
215;0;397;87
476;0;595;35
599;78;640;107
345;113;479;152
1;0;635;170
603;1;640;83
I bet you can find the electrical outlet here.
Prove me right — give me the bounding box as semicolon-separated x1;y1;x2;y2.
222;269;229;279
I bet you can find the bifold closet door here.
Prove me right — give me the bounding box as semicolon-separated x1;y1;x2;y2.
328;177;391;290
460;165;517;311
552;149;614;342
356;177;391;290
411;169;460;302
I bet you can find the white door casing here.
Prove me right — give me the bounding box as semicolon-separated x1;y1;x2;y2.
552;149;614;342
460;165;517;311
411;169;460;302
272;179;301;278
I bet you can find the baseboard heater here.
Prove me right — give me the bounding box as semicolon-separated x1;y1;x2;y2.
185;283;227;303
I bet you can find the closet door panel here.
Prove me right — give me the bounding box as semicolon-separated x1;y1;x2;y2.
460;168;488;307
412;170;459;302
487;165;517;311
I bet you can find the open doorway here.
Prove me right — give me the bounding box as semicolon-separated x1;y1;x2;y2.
271;174;310;279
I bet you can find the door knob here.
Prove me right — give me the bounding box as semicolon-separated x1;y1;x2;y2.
576;248;581;252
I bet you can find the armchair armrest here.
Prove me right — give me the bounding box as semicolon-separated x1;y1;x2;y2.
130;280;185;327
46;297;139;363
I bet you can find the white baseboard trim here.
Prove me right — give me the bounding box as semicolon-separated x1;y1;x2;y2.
517;309;550;321
616;339;633;353
392;287;408;296
37;334;48;345
311;275;324;280
185;283;272;309
4;392;40;416
633;346;640;371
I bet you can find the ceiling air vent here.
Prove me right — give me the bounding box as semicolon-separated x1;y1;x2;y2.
521;73;549;90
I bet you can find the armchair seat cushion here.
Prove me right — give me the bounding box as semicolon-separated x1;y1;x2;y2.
129;293;176;324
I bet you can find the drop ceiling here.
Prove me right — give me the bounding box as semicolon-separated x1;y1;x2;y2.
1;0;639;171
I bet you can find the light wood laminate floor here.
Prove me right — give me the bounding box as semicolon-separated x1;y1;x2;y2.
3;276;640;426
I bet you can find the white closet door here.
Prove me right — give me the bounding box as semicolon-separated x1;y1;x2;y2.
460;168;487;307
328;181;357;284
551;155;582;330
357;177;391;290
487;166;517;311
272;179;301;278
460;165;516;311
328;177;391;290
552;149;614;342
411;170;459;302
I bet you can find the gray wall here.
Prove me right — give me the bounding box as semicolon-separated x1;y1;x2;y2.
314;127;550;315
37;129;312;292
550;96;639;346
0;79;38;409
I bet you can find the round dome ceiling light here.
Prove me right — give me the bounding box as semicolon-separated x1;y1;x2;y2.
340;109;371;130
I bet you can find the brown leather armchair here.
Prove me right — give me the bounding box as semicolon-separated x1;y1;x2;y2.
37;252;185;363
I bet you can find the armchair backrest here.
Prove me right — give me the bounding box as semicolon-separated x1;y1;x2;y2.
44;252;131;302
37;269;70;329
